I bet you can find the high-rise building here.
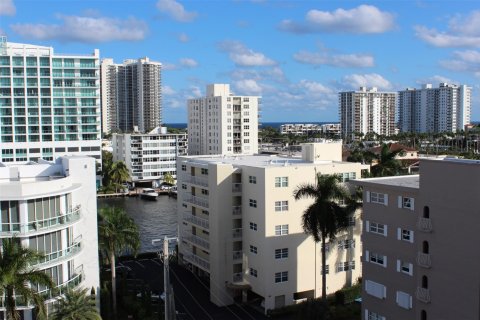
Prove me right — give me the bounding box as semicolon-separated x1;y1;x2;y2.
112;127;187;186
354;158;480;320
100;57;162;134
0;156;100;319
177;142;369;313
398;83;471;133
0;40;101;164
187;84;259;155
339;87;396;141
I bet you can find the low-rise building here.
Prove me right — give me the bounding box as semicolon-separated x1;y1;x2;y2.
177;141;369;313
0;156;100;319
354;158;480;320
112;127;187;186
280;123;322;135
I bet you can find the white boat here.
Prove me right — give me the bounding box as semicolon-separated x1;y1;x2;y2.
140;188;158;200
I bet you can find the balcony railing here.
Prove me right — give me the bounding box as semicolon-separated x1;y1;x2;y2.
416;287;431;303
0;205;81;236
232;183;242;193
184;195;209;209
417;217;433;232
182;174;208;187
35;239;82;268
233;272;243;283
233;251;242;261
417;252;432;268
232;228;242;239
232;206;242;216
183;233;209;250
184;213;209;229
183;253;210;271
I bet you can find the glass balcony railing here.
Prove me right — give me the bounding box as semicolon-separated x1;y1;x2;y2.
35;239;82;267
183;252;209;271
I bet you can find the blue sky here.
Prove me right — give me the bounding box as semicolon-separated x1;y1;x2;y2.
1;0;479;123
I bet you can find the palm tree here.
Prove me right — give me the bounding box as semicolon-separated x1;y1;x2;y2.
0;238;55;320
163;172;175;185
51;288;101;320
109;161;130;193
371;143;404;177
101;151;113;187
98;207;140;320
293;174;355;301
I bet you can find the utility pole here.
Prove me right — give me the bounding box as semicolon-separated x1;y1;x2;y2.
152;237;177;320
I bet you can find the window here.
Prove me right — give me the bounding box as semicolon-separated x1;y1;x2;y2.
249;199;257;208
181;184;187;190
275;248;288;259
275;271;288;283
370;192;387;205
396;291;412;309
201;189;209;195
366;251;387;267
249;222;257;231
338;239;355;249
249;268;258;278
398;228;414;243
365;310;386;320
275;201;288;212
397;260;413;275
181;164;186;171
244;125;249;130
336;261;355;272
275;177;288;187
367;221;387;236
250;245;258;254
365;280;386;299
275;225;288;235
201;168;208;175
342;172;356;182
400;197;414;210
249;176;256;184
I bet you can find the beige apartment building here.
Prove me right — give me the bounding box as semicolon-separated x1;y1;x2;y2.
354;158;480;320
177;142;369;313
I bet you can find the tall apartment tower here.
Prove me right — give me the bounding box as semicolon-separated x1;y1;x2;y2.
0;156;100;319
398;83;471;133
100;57;162;134
187;84;259;155
354;158;480;320
177;142;369;313
0;40;101;164
339;87;396;141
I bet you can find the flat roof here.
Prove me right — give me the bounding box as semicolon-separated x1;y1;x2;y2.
353;175;419;189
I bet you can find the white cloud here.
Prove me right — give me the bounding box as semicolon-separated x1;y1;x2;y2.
179;58;198;68
0;0;15;16
177;32;189;42
439;50;480;75
279;5;395;34
342;73;392;90
297;80;334;95
293;50;374;68
10;15;147;43
218;40;276;67
416;75;456;85
156;0;197;22
415;11;480;48
163;85;176;95
234;79;263;95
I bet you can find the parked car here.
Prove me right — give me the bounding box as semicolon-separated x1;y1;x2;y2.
160;185;172;191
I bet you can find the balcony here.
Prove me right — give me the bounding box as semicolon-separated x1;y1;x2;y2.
184;213;209;229
35;239;82;268
232;228;242;239
417;217;433;232
183;252;210;271
183;233;209;251
417;252;431;268
182;174;208;187
233;251;242;261
0;205;81;236
184;195;209;209
232;206;242;216
416;287;431;303
232;183;242;193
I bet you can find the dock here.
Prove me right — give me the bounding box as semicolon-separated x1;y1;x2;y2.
97;189;174;198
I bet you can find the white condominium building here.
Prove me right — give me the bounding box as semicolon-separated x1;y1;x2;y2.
0;39;101;164
101;57;162;134
339;87;396;140
398;83;471;133
177;142;369;313
112;127;187;186
280;123;321;135
0;156;100;319
188;84;259;155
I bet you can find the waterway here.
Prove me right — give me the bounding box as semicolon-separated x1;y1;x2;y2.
97;195;178;253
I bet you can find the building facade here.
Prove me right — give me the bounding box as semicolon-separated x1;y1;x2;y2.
112;128;187;186
177;142;369;313
339;87;396;141
0;40;101;164
188;84;259;155
355;158;480;320
100;57;162;134
398;83;471;133
0;156;100;319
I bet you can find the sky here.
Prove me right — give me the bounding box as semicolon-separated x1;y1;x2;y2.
1;0;479;123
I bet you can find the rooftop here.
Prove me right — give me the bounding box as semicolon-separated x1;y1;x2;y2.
353;175;419;189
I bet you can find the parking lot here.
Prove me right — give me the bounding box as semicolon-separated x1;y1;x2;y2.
119;258;269;320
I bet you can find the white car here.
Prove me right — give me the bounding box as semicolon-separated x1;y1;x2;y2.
160;185;171;191
137;291;166;301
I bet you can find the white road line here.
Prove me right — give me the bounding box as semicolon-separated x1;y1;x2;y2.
152;259;162;267
135;261;145;269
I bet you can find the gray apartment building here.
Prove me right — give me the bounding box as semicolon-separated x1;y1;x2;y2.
354;158;480;320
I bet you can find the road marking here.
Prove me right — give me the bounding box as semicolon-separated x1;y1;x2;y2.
135;261;145;269
152;259;162;267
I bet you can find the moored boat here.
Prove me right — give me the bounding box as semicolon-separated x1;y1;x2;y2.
140;188;159;200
